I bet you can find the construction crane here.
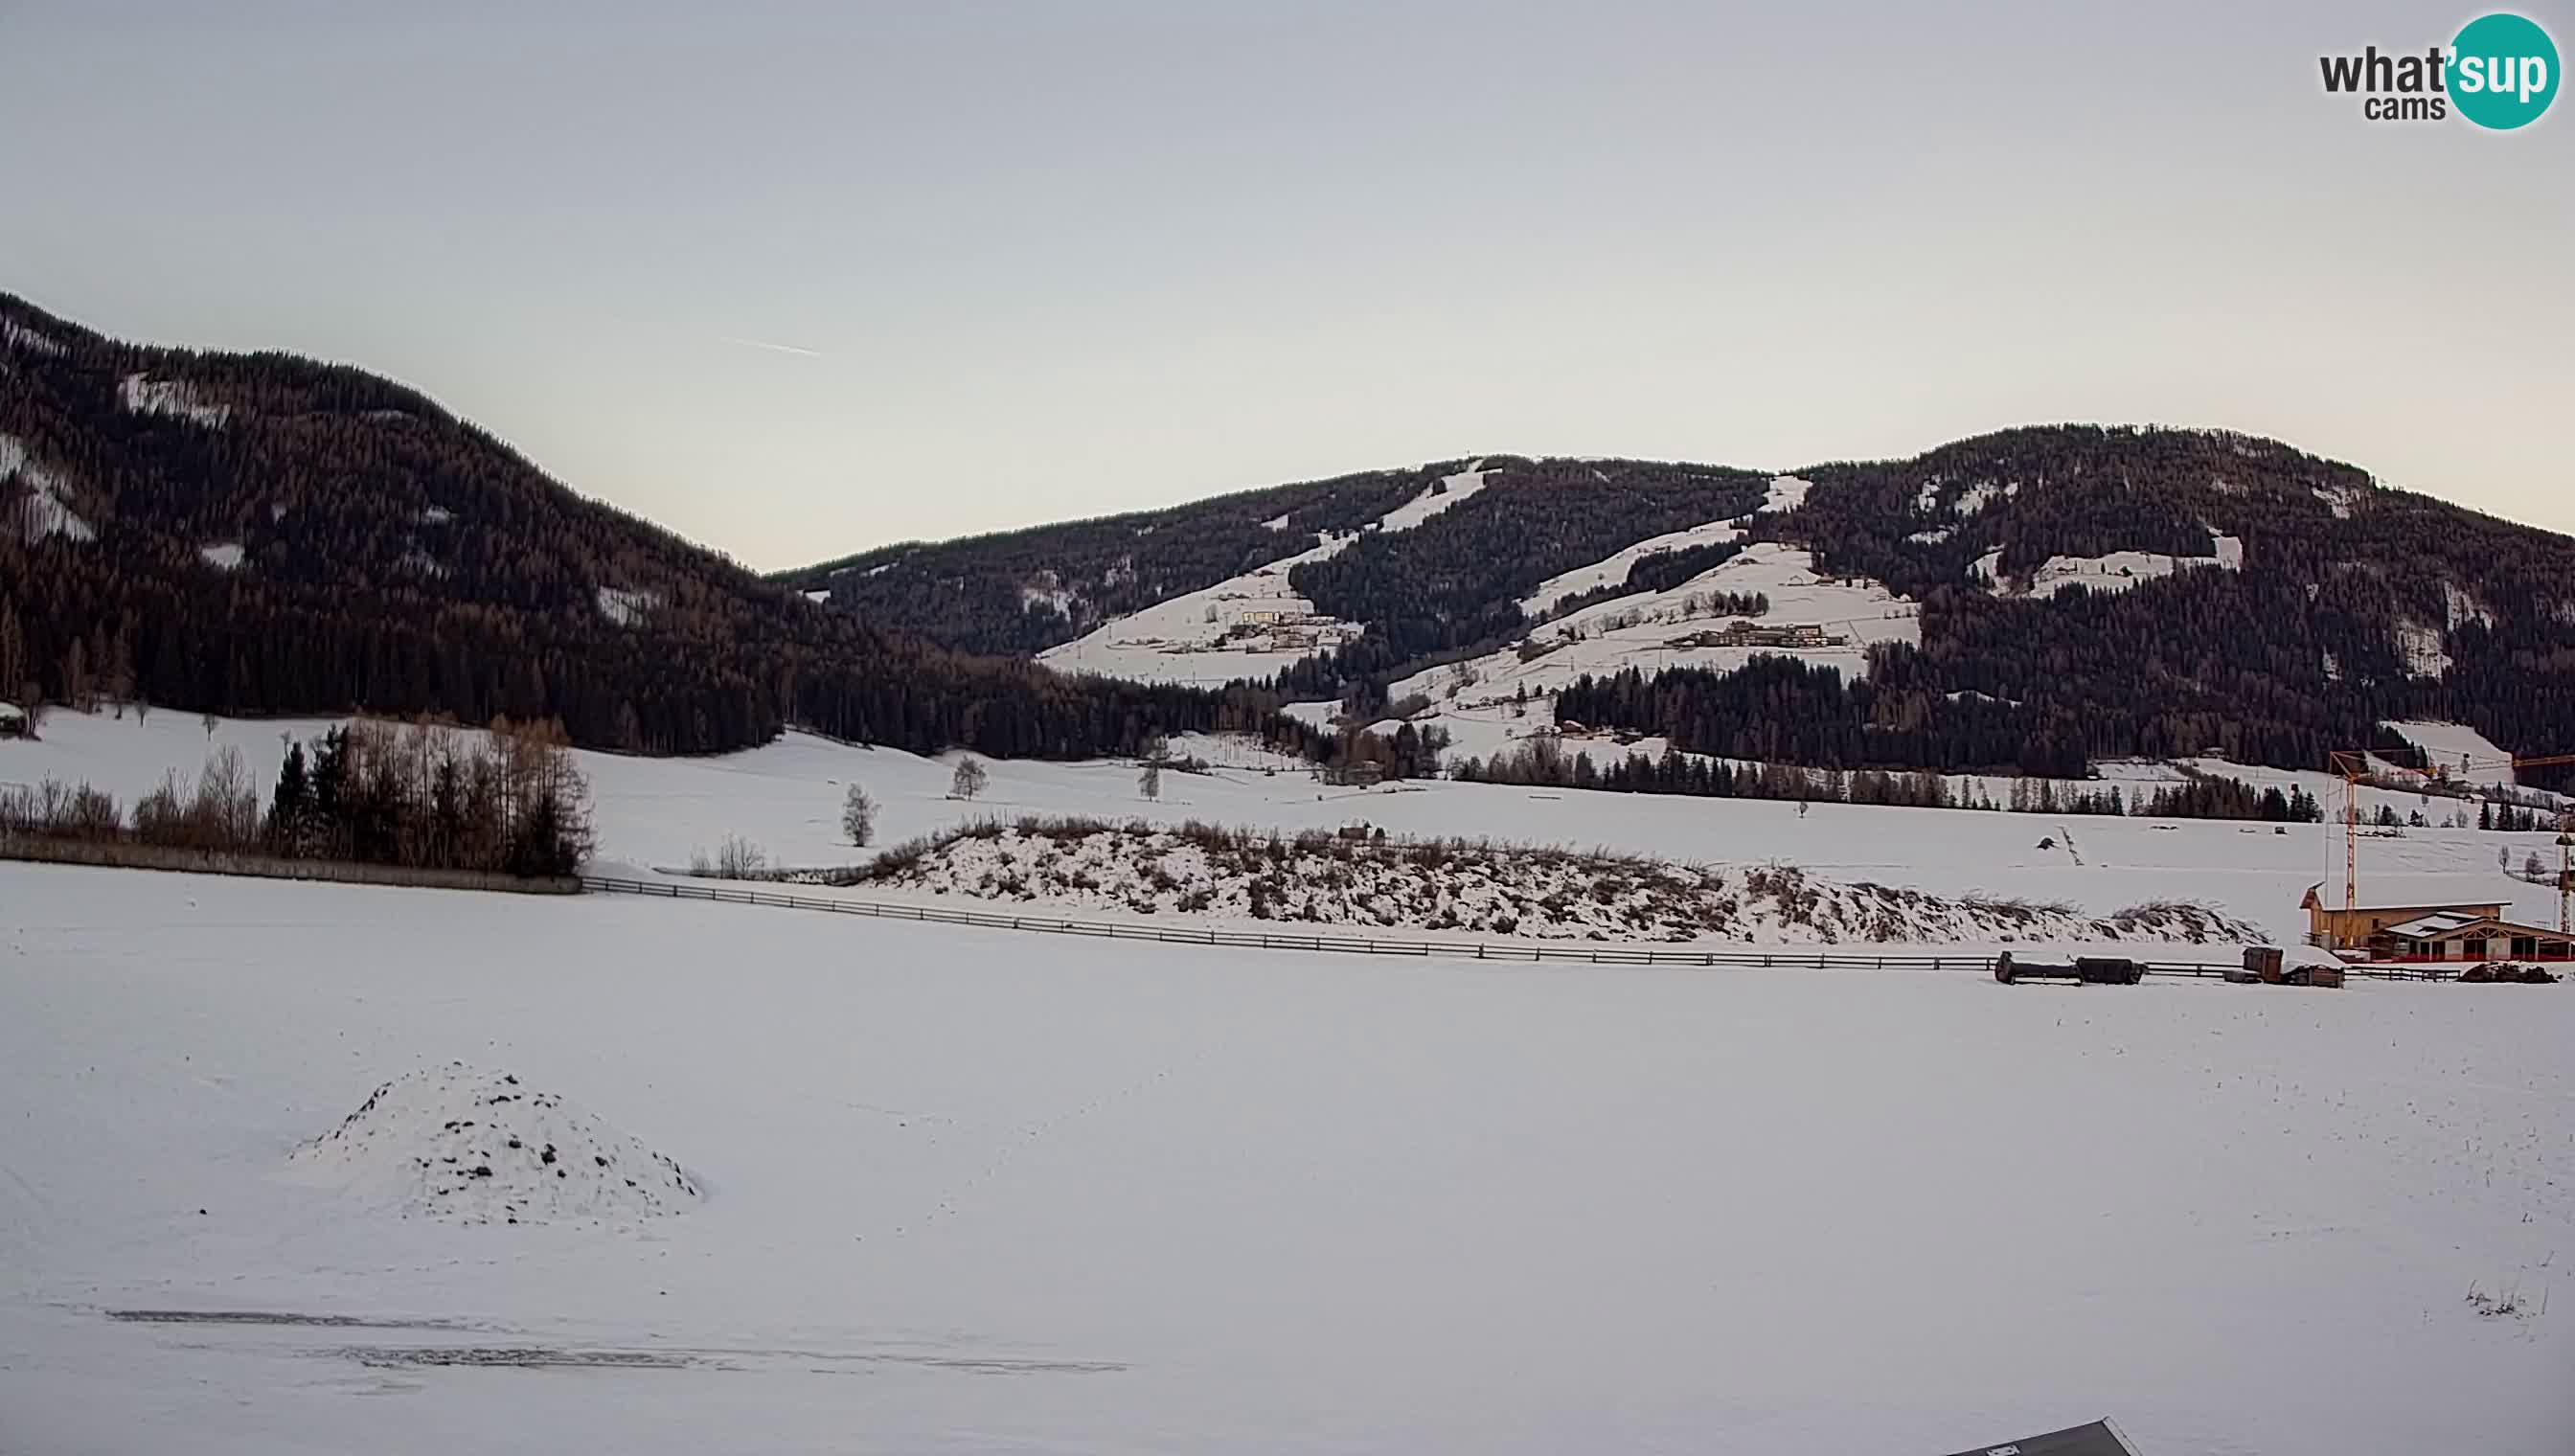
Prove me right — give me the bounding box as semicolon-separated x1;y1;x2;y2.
2328;746;2575;928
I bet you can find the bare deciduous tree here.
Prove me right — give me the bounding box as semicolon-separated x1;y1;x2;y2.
950;757;989;801
841;784;877;846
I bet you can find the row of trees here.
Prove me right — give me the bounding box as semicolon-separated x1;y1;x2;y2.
1447;732;2336;824
0;716;594;876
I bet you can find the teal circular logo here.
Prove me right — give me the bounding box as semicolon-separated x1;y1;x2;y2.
2451;12;2559;128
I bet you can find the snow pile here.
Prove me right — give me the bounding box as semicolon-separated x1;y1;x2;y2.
1;433;96;543
862;821;2265;944
596;585;660;626
288;1063;699;1224
119;374;232;429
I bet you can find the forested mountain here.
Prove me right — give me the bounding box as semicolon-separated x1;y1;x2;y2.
0;292;1293;759
785;425;2575;786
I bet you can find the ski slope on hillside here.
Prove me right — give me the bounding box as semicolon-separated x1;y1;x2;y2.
2;865;2567;1455
1399;541;1921;712
1037;467;1488;685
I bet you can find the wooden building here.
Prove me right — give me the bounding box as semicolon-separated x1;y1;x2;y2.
2300;883;2568;960
2300;883;2502;952
2371;910;2570;963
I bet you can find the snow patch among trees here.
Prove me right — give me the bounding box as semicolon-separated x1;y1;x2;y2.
1;433;95;542
1019;581;1076;616
596;586;660;626
1986;538;2244;599
2393;622;2450;678
1952;480;2017;515
2442;581;2494;631
118;374;232;429
197;542;244;571
2;319;67;354
287;1063;699;1225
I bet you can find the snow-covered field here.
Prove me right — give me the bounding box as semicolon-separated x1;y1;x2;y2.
10;709;2569;947
2;865;2567;1454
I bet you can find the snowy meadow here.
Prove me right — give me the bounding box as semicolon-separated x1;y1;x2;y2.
2;864;2570;1454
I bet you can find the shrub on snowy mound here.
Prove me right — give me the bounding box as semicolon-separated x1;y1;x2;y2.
856;817;2267;945
288;1063;699;1225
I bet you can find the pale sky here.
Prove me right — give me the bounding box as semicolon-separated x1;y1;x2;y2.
4;0;2569;569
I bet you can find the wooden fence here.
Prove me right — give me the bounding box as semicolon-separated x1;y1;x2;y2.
1;833;581;895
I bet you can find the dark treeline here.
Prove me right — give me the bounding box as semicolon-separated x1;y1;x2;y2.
1557;656;2057;774
1449;731;2330;824
1625;540;1752;595
0;293;1328;762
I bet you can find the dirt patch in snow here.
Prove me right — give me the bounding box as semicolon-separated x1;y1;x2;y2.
855;818;2265;945
288;1063;699;1225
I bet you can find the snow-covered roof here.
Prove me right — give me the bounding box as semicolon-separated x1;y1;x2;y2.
2381;911;2562;940
2380;911;2491;939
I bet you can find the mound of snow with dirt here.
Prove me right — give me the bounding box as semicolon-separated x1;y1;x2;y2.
287;1063;699;1224
862;821;2265;945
